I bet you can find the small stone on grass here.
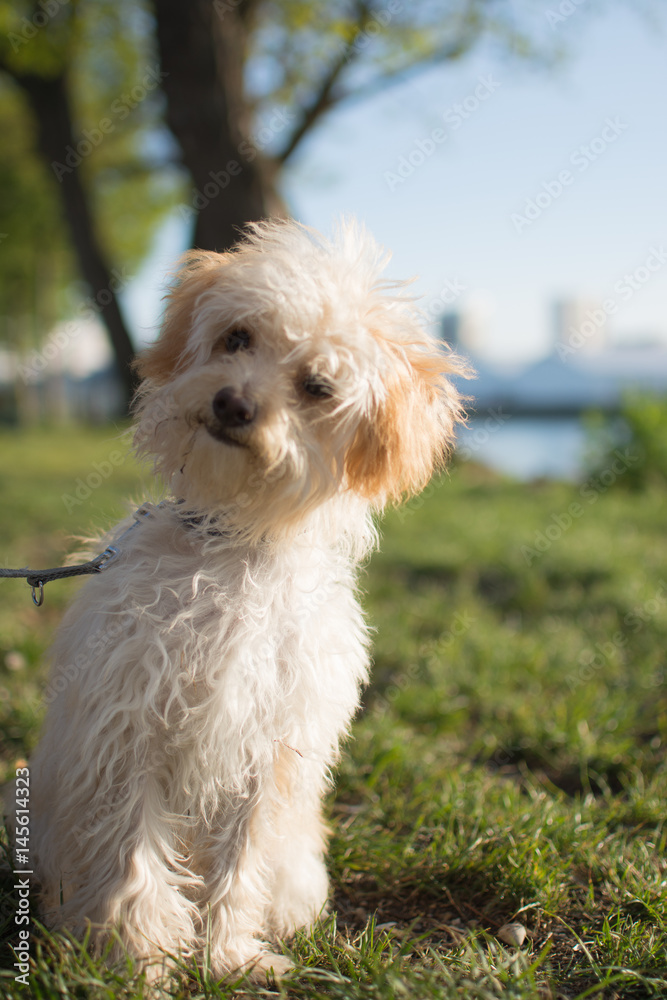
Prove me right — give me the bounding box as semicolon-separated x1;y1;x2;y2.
497;922;527;947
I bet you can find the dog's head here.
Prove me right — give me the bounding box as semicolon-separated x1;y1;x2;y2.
134;219;470;540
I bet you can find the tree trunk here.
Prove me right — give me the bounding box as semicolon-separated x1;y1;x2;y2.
153;0;285;252
15;73;138;410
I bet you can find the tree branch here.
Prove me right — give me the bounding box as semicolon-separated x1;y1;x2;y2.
331;29;479;111
276;5;481;165
277;0;373;164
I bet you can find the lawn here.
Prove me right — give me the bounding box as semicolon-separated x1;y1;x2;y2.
0;425;666;999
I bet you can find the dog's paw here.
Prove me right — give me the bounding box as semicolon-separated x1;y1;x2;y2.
247;949;293;984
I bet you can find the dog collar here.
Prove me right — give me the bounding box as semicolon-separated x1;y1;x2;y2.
172;499;228;538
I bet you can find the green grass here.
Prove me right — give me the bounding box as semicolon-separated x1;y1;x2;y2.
1;427;666;999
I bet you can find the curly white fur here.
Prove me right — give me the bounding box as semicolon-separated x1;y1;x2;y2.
29;219;468;982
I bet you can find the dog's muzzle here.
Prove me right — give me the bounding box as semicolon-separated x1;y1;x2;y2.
208;387;256;446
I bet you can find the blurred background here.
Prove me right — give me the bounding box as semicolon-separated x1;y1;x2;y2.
1;4;667;996
0;0;665;477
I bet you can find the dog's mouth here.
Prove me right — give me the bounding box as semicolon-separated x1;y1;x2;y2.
205;424;249;448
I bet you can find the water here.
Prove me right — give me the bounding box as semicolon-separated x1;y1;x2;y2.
456;416;590;481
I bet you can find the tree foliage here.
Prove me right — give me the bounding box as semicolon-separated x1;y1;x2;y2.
0;0;556;401
1;0;180;276
0;80;72;349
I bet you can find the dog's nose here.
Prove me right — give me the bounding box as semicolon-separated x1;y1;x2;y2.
212;387;257;427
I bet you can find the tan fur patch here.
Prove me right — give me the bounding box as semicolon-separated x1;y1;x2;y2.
345;339;468;504
134;251;229;386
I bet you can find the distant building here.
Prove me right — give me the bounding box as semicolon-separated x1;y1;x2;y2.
449;296;667;415
1;318;125;424
441;297;492;357
553;298;609;357
454;347;667;416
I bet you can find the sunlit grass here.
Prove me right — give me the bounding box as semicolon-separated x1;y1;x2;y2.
1;427;665;998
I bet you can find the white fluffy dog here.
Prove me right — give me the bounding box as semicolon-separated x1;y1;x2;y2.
30;219;466;982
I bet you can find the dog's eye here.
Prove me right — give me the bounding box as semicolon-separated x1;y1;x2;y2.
302;374;334;400
224;329;251;353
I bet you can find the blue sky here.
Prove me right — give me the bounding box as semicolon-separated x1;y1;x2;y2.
125;2;667;367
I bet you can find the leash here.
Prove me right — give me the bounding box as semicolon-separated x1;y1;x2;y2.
0;503;156;607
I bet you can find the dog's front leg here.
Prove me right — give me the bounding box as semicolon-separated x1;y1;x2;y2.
263;746;330;938
32;743;201;977
192;778;292;981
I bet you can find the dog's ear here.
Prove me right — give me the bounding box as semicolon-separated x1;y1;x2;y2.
344;342;469;505
134;251;228;386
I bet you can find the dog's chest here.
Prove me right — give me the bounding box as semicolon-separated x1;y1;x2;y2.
144;539;364;767
150;538;355;695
